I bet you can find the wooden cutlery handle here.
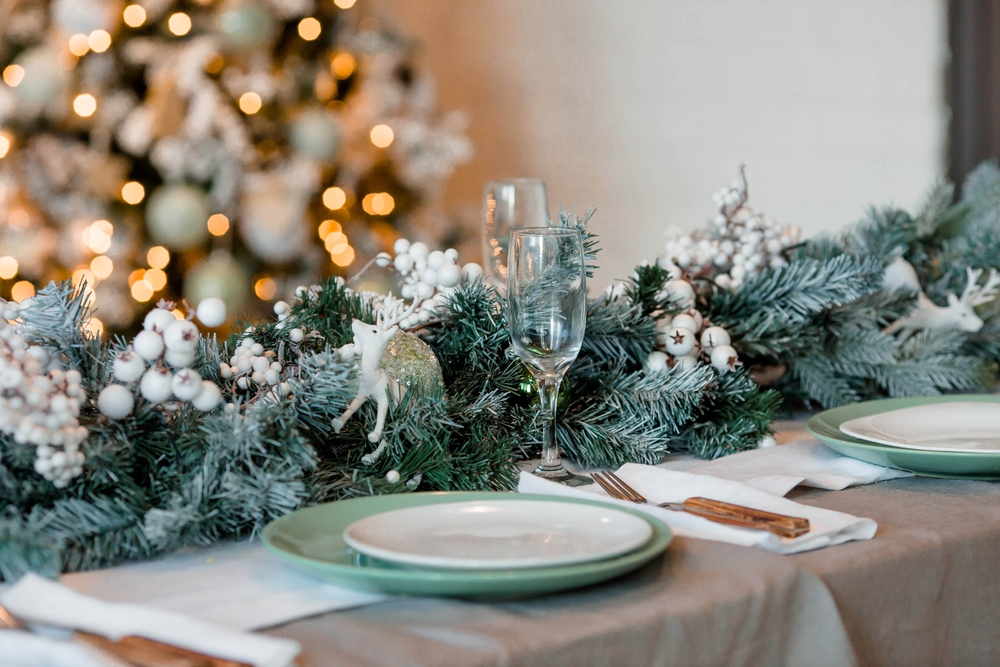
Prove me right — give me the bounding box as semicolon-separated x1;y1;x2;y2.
75;631;251;667
682;497;810;538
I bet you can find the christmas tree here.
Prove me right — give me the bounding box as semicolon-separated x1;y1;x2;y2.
0;0;471;334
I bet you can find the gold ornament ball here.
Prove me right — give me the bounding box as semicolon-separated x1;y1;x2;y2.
380;331;444;393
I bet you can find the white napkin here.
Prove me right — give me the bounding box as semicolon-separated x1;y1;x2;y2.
679;439;913;497
0;630;124;667
61;540;387;631
519;464;877;554
0;573;301;667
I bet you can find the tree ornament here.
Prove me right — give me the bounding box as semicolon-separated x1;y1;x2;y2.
332;295;419;464
98;384;134;420
239;169;310;262
133;330;165;361
380;331;444;394
289;111;342;162
219;2;276;49
140;368;173;404
185;253;250;314
710;345;741;373
196;298;228;328
145;185;212;250
12;48;67;106
113;350;146;383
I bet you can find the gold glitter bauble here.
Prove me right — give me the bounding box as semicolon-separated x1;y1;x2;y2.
380;331;444;393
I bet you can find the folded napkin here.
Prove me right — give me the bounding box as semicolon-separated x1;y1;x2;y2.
0;573;301;667
519;463;877;554
0;629;122;667
62;540;386;631
678;439;912;497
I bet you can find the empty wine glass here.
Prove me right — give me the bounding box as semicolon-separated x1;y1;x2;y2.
482;179;550;292
507;228;592;486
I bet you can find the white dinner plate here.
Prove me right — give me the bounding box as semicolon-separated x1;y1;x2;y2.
839;401;1000;453
342;499;654;570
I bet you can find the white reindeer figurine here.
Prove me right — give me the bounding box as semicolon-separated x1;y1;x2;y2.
883;257;1000;339
332;294;418;464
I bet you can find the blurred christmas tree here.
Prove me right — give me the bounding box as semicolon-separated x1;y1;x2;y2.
0;0;471;333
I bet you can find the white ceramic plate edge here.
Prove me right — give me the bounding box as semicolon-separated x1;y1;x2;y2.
840;402;1000;453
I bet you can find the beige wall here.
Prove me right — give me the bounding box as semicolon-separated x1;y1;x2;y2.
370;0;948;289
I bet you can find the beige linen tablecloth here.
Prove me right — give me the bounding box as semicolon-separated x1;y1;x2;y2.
266;464;1000;666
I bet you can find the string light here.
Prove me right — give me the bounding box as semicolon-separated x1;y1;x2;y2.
322;186;346;210
168;12;192;36
121;181;145;204
331;53;356;79
74;94;97;117
144;268;167;291
254;277;277;300
11;281;34;302
298;17;321;41
82;224;112;254
370;124;394;148
90;255;113;279
88;30;112;53
3;65;24;87
131;280;154;302
0;256;18;279
123;4;146;27
0;134;10;159
69;34;90;57
128;269;145;286
239;92;262;114
318;219;341;240
207;213;229;235
147;246;170;269
324;231;347;253
331;246;355;267
334;0;357;8
362;192;395;216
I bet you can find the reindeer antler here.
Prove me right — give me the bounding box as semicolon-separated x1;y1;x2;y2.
961;267;1000;307
375;294;418;330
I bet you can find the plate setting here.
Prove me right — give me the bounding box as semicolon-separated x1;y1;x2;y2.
807;394;1000;479
840;401;1000;453
342;499;653;570
262;492;672;598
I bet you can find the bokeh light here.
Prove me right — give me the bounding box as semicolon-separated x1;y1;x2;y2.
370;124;393;148
298;17;321;41
74;94;97;117
0;135;10;159
331;246;355;267
11;281;34;302
84;317;104;339
89;30;112;53
3;65;24;87
207;213;229;236
123;5;146;27
147;246;170;269
90;255;113;279
318;219;341;240
122;181;145;204
331;53;356;79
334;0;357;8
239;92;262;114
322;186;346;210
168;12;192;36
324;231;347;253
69;34;90;57
131;280;154;302
362;192;395;216
254;277;277;300
0;256;18;279
144;268;167;291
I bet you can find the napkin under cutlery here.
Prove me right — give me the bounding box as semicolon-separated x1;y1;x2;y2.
0;573;302;667
519;463;877;554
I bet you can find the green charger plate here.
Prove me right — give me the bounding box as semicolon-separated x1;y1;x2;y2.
262;491;672;598
807;394;1000;480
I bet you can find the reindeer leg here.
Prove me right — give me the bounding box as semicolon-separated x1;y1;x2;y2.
361;439;388;465
332;393;367;433
368;391;389;443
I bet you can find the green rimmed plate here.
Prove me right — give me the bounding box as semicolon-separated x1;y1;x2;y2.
262;491;672;598
807;394;1000;479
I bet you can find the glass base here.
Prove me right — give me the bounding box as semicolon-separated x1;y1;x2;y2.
532;464;594;487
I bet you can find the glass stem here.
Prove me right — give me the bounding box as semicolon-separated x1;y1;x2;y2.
536;375;564;472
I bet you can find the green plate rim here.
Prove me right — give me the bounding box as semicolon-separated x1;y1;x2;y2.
261;491;673;596
806;394;1000;479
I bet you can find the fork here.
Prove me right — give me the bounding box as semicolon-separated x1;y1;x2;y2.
591;471;810;538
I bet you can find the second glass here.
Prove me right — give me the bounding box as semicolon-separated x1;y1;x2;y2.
507;228;592;487
482;179;550;292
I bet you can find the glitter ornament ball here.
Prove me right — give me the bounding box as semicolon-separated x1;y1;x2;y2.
146;184;211;250
289;111;341;162
379;331;444;393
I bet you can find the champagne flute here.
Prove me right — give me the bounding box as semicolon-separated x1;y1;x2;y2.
507;228;592;486
482;179;550;292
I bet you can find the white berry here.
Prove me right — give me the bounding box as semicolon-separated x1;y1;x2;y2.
113;350;146;383
393;238;410;254
462;262;483;282
375;252;392;268
196;298;227;328
700;326;731;351
386;469;401;484
671;314;698;332
710;345;740;373
408;242;428;261
139;368;173;404
673;353;700;372
164;348;196;368
192;381;222;411
98;384;135;419
163;320;199;353
437;264;461;288
143;308;176;334
133;330;165;361
289;328;304;343
171;369;204;401
664;327;696;357
394;253;414;273
664;280;695;307
758;435;777;449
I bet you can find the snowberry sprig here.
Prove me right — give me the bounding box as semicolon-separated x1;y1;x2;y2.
219;328;293;410
97;300;224;420
663;167;800;289
0;301;87;488
372;238;484;330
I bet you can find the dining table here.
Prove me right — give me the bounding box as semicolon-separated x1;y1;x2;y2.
261;420;1000;667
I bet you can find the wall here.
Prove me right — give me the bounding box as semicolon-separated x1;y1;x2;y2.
369;0;949;289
